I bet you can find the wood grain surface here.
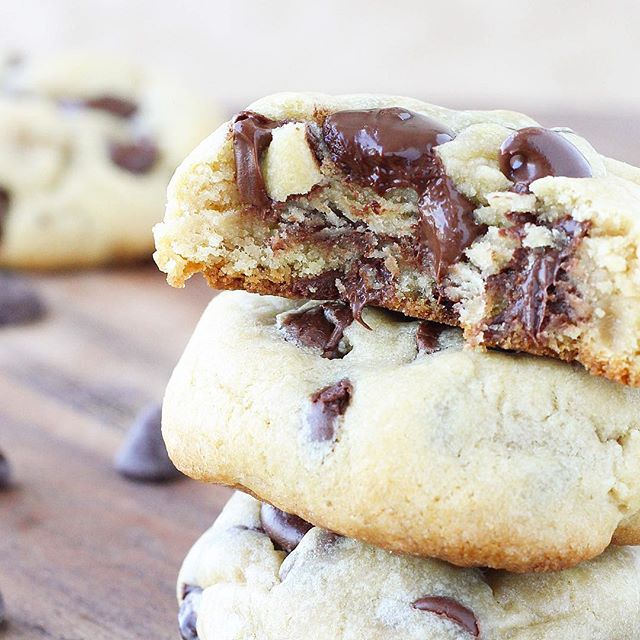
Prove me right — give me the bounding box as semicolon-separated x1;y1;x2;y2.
0;266;231;639
0;110;637;639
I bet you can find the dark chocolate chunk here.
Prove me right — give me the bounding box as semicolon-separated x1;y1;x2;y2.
291;270;342;300
0;272;46;327
280;302;353;359
178;585;202;640
232;111;281;207
0;187;9;241
416;321;444;354
306;379;352;442
114;404;183;482
484;217;589;342
323;108;484;280
109;138;158;174
499;127;592;193
413;596;479;637
84;95;138;118
418;175;486;281
0;450;12;490
260;503;313;553
342;259;393;323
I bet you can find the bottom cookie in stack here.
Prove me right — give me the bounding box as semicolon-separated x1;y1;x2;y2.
178;492;640;640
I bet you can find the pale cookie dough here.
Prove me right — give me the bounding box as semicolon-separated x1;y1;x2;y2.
177;492;640;640
162;291;640;572
0;52;220;268
154;92;640;387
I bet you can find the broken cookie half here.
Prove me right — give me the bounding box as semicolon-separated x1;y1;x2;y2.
154;92;640;386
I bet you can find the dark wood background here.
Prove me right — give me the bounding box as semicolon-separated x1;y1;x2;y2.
0;111;638;639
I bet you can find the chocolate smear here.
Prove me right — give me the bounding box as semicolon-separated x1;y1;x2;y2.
178;585;202;640
499;127;592;194
109;138;158;174
260;503;313;553
114;404;183;482
232;111;281;207
323;108;485;280
280;302;353;359
0;272;46;327
413;596;479;637
306;379;352;442
484;218;589;342
416;321;444;354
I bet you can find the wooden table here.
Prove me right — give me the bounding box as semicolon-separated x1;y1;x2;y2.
0;110;638;639
0;266;231;639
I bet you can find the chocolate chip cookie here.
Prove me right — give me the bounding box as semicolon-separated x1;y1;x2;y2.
162;291;640;572
154;92;640;387
0;53;220;268
177;492;640;640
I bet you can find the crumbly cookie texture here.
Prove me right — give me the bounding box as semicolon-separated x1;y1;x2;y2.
0;53;220;268
162;291;640;572
154;92;640;386
177;492;640;640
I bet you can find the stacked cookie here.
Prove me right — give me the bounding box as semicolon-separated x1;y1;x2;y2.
156;94;640;639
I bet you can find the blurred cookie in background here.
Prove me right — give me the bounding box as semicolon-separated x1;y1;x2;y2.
0;52;221;269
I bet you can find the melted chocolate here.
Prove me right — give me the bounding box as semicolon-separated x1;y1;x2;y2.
109;138;158;174
260;503;313;553
232;111;281;207
413;596;479;637
280;302;353;359
84;95;138;118
342;259;393;323
499;127;592;193
415;321;444;354
323;108;485;280
306;379;353;442
178;585;202;640
484;218;589;342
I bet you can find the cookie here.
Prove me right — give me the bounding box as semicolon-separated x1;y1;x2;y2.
162;291;640;572
0;53;220;268
154;92;640;387
177;492;640;640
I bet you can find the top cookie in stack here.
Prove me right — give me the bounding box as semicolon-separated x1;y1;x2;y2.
154;93;640;386
155;94;640;580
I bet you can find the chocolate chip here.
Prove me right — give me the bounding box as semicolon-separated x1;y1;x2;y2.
84;95;138;118
0;187;9;241
306;379;352;442
484;217;589;343
260;503;313;553
109;138;158;174
0;272;46;327
499;127;592;193
280;302;353;359
178;585;202;640
232;111;281;207
416;321;444;354
114;404;183;482
0;450;12;490
413;596;479;637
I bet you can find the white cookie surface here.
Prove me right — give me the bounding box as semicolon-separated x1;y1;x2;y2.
178;492;640;640
0;53;220;268
162;291;640;572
